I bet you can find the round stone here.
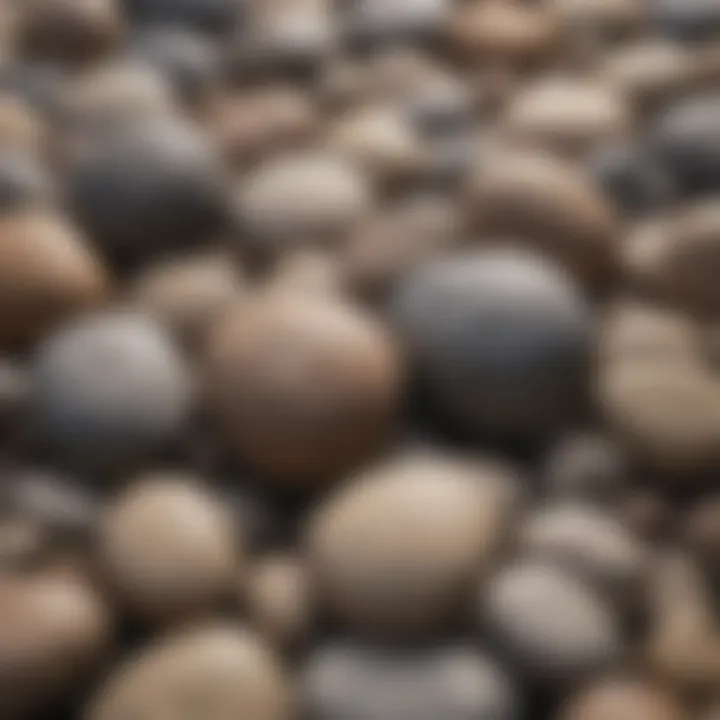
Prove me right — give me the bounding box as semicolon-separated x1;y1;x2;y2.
0;570;113;719
86;623;290;720
504;78;631;158
69;117;227;265
0;210;109;351
391;248;592;440
32;312;193;473
481;562;622;684
205;291;402;485
307;451;519;636
235;151;372;254
467;151;619;290
99;473;239;625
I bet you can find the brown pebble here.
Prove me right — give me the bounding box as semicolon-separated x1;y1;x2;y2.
503;77;631;158
18;0;124;67
448;1;557;70
0;570;113;718
86;623;290;720
60;60;176;133
307;450;520;637
0;210;109;350
99;473;240;626
205;291;403;486
246;555;311;650
131;252;243;350
328;104;425;187
598;361;720;477
208;87;318;170
467;150;619;290
560;677;687;720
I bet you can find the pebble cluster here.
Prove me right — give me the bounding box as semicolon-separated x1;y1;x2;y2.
0;0;718;719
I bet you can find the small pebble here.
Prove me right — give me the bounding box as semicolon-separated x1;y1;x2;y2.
99;473;239;625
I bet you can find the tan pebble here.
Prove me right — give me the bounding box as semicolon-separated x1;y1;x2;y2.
0;210;109;350
87;623;290;720
307;450;520;637
99;473;240;626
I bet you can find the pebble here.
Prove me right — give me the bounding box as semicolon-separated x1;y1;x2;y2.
302;641;519;720
239;0;336;74
0;570;113;719
69;117;228;265
86;623;290;720
517;502;648;601
99;473;239;625
235;151;372;256
504;77;631;159
448;0;557;70
208;86;318;169
307;450;520;636
0;210;109;351
328;104;425;187
205;291;403;485
560;677;687;720
467;151;620;290
392;248;592;440
481;561;622;685
32;312;193;473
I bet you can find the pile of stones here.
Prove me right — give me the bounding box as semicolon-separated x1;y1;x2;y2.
0;0;718;718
